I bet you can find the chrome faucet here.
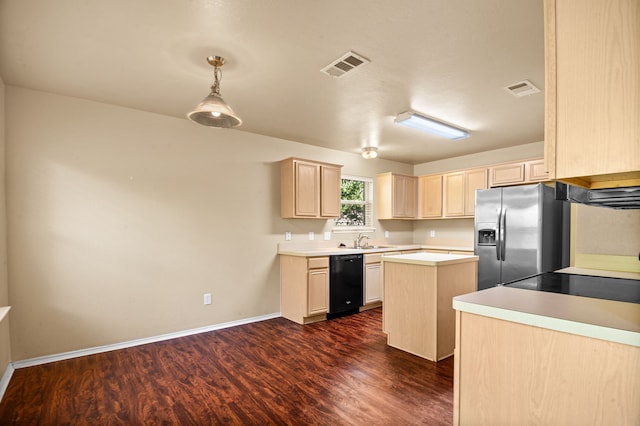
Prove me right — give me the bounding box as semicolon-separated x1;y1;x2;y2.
356;233;369;248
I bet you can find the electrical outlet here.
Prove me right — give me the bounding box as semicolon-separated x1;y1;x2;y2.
324;231;331;241
309;232;314;240
430;230;436;237
285;231;292;241
384;231;389;238
204;293;212;305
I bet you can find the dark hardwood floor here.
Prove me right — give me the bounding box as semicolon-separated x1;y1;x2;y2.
0;308;454;425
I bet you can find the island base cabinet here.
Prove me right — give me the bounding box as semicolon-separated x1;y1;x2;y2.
383;260;477;362
453;312;640;426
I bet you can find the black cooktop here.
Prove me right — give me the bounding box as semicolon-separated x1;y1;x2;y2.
504;272;640;304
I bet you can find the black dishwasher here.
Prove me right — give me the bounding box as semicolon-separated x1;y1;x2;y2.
328;254;363;319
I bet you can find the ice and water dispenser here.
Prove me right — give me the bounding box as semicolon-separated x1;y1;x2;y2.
477;223;496;246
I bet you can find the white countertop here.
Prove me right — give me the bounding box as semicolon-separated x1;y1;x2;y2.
382;252;479;266
453;286;640;347
278;244;423;257
277;243;474;257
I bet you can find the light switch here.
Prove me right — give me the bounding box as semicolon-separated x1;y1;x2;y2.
308;232;314;240
430;230;436;237
384;231;389;238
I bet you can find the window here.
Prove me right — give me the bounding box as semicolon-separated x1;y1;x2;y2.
333;175;374;232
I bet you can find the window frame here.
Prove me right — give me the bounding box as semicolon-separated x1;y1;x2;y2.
332;175;375;233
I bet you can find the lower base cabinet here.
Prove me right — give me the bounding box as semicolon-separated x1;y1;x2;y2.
363;253;382;307
280;255;329;324
453;311;640;425
383;258;477;361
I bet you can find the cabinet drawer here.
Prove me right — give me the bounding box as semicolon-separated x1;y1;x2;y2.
308;257;329;269
365;253;383;264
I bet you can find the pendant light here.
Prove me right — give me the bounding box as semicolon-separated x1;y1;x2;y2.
188;56;242;128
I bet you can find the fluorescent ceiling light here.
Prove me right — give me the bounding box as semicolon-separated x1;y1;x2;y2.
394;111;469;140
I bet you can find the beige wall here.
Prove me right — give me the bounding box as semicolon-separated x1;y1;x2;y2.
572;204;640;272
5;86;412;360
413;141;544;175
0;76;12;372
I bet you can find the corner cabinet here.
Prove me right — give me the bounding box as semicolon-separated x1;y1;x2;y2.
377;173;417;219
281;158;343;219
280;255;329;324
544;0;640;189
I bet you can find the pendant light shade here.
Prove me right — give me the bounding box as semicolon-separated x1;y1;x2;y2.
188;56;242;128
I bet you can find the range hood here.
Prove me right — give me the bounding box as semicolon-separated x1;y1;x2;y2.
555;182;640;209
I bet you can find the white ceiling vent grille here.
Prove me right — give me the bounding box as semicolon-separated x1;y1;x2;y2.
504;79;541;97
321;51;370;78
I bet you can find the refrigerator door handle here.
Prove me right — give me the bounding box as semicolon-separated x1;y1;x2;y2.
500;207;507;261
496;208;502;261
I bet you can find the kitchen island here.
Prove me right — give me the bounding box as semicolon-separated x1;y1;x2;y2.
452;285;640;425
382;253;478;361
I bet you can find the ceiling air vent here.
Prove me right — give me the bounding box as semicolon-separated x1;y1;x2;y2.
504;79;541;97
320;51;370;78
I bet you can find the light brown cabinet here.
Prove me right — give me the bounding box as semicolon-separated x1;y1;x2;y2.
383;257;478;361
489;159;548;187
281;158;343;218
443;168;487;218
544;0;640;189
280;255;329;324
364;253;382;307
377;173;417;219
418;174;443;218
454;310;640;425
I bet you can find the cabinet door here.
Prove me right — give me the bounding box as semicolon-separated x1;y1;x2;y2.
392;174;408;217
489;163;525;187
419;175;443;218
295;161;320;217
444;172;465;217
464;168;487;216
525;159;548;182
549;0;640;182
364;263;382;304
320;165;341;217
404;176;417;218
308;269;329;315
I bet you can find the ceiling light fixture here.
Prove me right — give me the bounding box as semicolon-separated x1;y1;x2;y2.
362;147;378;159
394;111;469;140
188;56;242;128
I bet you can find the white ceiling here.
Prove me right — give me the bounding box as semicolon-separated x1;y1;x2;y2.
0;0;545;165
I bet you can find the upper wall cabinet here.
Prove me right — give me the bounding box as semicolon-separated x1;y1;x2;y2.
489;159;548;187
377;173;417;219
544;0;640;189
281;158;343;219
418;174;443;218
443;168;487;218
